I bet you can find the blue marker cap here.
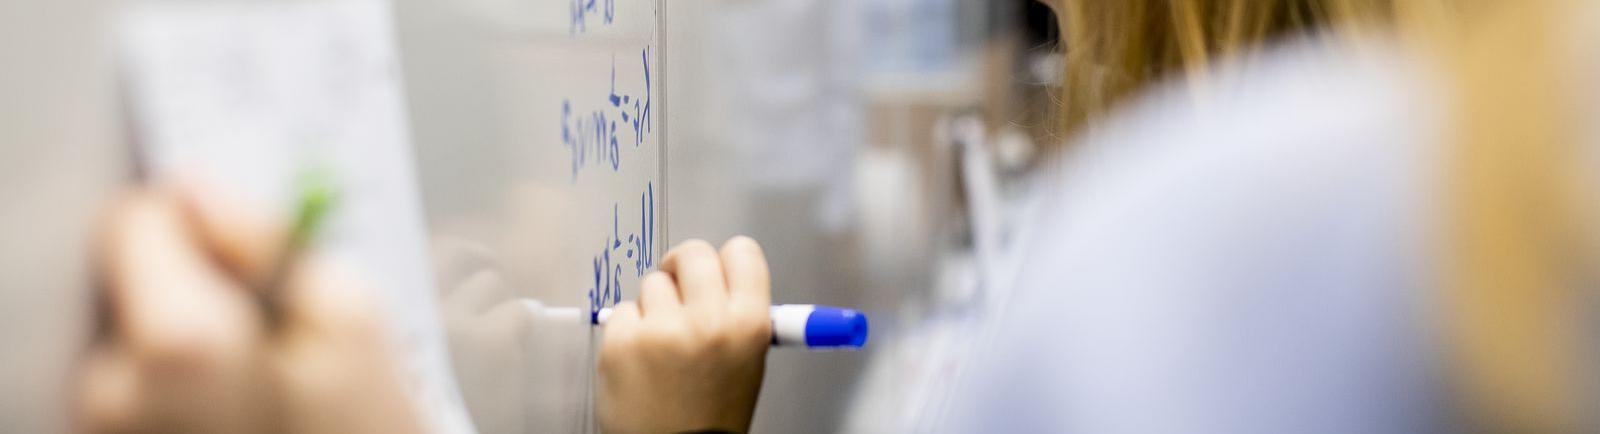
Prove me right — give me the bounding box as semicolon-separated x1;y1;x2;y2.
803;307;869;348
596;304;869;349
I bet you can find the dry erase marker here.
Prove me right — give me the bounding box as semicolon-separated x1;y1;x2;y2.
257;169;337;329
591;304;869;349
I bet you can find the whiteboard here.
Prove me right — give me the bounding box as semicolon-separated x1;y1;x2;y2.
392;0;666;432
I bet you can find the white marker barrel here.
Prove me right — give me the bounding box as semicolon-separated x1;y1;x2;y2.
585;304;868;349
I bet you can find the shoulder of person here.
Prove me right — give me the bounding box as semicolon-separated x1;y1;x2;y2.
1038;36;1446;232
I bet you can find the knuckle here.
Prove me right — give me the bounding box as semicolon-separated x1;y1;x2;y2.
678;239;717;255
720;235;764;258
669;240;719;265
641;271;675;290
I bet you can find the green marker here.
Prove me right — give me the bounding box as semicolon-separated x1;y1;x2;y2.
259;168;338;329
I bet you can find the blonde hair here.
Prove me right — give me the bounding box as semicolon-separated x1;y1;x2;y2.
1054;0;1394;135
1052;0;1593;431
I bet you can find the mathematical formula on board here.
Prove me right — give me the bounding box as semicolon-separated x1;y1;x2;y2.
559;0;661;319
586;182;656;316
561;47;653;181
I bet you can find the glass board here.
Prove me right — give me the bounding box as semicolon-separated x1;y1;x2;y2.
393;0;666;432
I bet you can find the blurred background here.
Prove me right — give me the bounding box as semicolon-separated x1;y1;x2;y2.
0;0;1061;432
398;0;1063;432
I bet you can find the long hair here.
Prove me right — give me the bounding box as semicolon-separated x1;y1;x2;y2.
1051;0;1593;431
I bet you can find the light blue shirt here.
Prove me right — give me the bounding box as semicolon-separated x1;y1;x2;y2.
942;41;1448;434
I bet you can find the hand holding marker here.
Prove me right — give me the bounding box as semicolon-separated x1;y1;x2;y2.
541;303;868;350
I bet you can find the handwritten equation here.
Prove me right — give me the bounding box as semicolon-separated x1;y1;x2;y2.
561;47;654;181
586;182;657;316
569;0;615;34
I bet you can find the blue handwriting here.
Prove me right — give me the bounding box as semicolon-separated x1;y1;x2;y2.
587;182;657;316
561;47;654;181
570;0;615;34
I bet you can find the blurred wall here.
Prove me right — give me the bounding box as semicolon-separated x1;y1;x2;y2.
0;0;122;431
